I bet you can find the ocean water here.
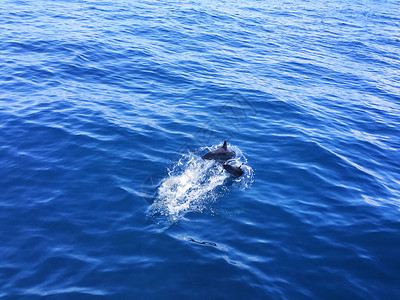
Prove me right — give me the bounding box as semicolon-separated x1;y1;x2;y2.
1;0;400;298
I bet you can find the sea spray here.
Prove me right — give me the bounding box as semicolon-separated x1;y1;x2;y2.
148;144;254;223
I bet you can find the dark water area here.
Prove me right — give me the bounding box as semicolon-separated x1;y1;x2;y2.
1;0;400;298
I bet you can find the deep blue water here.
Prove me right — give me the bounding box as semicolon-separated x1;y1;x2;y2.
1;0;400;298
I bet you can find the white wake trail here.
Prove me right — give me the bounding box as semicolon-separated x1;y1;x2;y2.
148;144;254;223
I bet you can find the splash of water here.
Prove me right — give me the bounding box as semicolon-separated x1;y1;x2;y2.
148;144;254;223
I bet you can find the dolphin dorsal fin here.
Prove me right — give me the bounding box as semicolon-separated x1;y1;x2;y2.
222;141;227;149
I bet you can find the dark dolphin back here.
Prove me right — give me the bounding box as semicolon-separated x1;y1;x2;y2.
201;141;235;162
223;164;243;178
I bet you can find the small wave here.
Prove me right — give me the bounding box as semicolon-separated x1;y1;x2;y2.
148;143;254;223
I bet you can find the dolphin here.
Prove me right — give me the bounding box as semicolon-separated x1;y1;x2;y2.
201;141;236;162
223;163;244;178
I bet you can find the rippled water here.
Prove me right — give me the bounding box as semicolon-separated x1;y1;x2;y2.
1;0;400;298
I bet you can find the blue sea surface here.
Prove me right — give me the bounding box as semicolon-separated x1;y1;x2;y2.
1;0;400;298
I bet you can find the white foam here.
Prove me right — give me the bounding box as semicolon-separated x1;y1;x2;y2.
148;143;254;223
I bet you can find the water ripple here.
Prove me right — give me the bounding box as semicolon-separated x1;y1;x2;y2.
1;0;400;298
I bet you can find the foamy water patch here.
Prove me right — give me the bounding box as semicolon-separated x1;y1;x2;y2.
148;143;254;223
148;153;228;222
